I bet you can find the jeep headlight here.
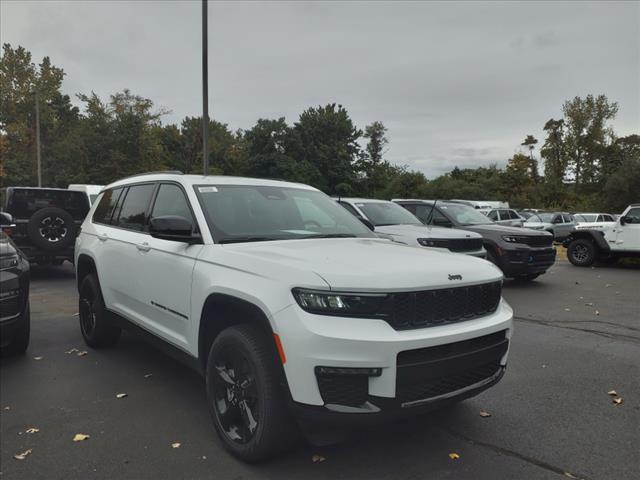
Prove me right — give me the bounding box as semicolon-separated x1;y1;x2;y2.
292;288;388;317
502;236;520;243
0;254;19;270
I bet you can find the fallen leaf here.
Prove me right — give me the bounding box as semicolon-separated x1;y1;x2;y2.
612;397;623;405
171;442;181;449
73;433;90;442
65;348;79;354
25;427;39;434
564;472;578;479
77;351;88;357
607;390;617;396
33;356;43;360
116;393;128;399
3;406;10;410
479;411;491;418
13;449;32;460
144;373;153;378
595;310;600;316
448;452;460;460
311;454;326;463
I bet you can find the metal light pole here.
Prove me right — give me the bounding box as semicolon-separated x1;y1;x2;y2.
202;0;209;175
35;90;42;187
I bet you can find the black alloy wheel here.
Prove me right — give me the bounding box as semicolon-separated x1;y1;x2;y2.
212;347;260;444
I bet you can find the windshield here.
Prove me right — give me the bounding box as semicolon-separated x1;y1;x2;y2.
355;201;422;226
195;185;375;243
574;214;596;222
438;203;493;225
527;213;554;223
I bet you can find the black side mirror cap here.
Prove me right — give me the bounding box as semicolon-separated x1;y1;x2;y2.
149;215;201;244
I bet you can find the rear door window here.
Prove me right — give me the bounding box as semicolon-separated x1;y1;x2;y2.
508;210;520;219
487;210;498;220
114;184;156;232
93;188;123;225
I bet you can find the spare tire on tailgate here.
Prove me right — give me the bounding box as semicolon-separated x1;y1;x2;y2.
27;207;75;251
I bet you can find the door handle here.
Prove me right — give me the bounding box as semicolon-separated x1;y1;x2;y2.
136;242;151;252
98;233;108;242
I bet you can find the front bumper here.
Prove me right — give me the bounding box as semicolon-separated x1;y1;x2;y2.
496;246;556;277
273;299;513;415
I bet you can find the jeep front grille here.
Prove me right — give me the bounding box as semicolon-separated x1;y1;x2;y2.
424;238;484;252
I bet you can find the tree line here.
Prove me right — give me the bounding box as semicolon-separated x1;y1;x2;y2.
1;44;638;212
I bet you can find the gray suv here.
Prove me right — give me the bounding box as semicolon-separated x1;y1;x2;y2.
395;200;556;281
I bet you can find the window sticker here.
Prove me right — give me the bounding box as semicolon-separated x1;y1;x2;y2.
198;186;218;193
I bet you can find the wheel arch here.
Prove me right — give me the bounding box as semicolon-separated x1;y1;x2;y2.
197;293;275;370
76;254;98;292
563;230;610;252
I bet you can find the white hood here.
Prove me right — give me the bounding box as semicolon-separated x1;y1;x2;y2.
218;238;502;291
374;224;482;240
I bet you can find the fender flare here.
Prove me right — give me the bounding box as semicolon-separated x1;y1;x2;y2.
562;230;610;252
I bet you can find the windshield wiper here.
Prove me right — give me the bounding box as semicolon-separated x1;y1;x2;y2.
301;233;358;239
218;236;279;244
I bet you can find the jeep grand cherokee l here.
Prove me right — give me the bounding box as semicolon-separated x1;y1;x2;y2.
336;198;486;257
75;172;513;461
395;200;556;281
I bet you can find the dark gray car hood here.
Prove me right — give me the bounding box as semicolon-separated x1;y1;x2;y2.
460;223;551;237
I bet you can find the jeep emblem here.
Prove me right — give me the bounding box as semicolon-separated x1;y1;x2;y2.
448;274;463;281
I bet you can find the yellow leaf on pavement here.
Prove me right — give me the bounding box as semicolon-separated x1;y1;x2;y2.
311;454;326;463
607;390;617;396
73;433;90;442
77;351;88;357
171;442;181;449
612;397;623;405
479;411;491;418
116;393;128;399
13;449;32;460
448;452;460;460
25;427;39;434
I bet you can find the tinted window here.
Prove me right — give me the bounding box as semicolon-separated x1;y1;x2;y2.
7;188;90;220
508;210;520;219
355;201;422;226
487;210;498;220
413;205;439;224
563;214;573;223
115;184;156;232
498;209;509;220
604;215;614;222
625;208;640;223
93;188;123;224
151;184;194;224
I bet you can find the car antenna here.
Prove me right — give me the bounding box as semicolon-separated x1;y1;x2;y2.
426;199;438;230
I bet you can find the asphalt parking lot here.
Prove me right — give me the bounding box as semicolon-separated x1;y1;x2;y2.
1;260;638;480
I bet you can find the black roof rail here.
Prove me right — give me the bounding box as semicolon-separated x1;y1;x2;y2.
119;170;184;181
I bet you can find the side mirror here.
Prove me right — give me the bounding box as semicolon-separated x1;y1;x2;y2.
149;215;201;244
358;217;375;231
620;216;629;226
433;217;452;228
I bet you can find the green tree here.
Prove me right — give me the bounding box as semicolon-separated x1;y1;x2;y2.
356;121;390;196
521;134;539;182
562;94;618;186
290;104;362;194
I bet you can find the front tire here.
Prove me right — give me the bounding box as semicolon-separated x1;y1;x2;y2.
205;324;297;462
79;274;121;348
567;239;596;267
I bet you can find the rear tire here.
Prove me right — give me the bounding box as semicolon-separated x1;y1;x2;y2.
1;304;30;357
567;239;596;267
78;274;121;348
205;324;297;462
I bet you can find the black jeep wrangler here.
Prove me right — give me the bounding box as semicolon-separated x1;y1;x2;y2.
1;187;91;266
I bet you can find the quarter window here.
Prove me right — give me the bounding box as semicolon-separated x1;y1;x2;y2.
487;210;498;220
115;184;156;232
92;188;123;225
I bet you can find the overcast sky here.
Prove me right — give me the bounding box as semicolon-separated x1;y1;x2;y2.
2;0;638;177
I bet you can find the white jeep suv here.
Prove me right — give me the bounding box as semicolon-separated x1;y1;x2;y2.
336;198;486;257
75;172;513;461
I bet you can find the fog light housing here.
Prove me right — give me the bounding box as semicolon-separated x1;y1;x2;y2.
315;366;382;376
